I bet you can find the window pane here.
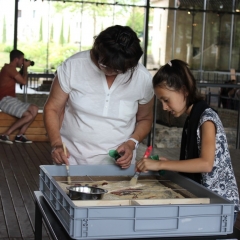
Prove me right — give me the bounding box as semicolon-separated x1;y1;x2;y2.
204;12;232;71
232;14;240;71
0;0;15;68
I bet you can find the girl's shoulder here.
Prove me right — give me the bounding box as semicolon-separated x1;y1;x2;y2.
199;108;223;128
201;108;219;120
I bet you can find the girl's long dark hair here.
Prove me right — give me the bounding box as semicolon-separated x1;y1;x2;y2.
152;59;204;108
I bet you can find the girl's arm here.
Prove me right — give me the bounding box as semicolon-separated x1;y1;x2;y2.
136;121;216;173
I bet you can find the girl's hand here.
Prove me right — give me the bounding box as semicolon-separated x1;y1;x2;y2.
136;156;169;172
159;157;169;161
136;158;160;172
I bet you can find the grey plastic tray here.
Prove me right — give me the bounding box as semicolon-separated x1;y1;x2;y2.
39;165;234;239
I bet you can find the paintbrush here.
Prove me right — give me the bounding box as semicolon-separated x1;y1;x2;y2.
63;142;71;185
129;146;153;186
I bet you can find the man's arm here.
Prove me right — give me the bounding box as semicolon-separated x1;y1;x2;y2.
14;60;31;85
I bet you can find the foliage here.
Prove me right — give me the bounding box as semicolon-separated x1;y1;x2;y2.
59;17;65;46
39;17;43;42
0;51;9;68
1;44;12;53
2;15;6;44
126;8;144;37
17;41;87;72
50;23;54;42
67;25;70;43
53;0;112;16
0;0;148;72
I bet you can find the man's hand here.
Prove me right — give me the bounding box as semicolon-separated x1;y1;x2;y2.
24;59;31;67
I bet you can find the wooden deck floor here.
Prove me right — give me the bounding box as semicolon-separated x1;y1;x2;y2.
0;142;240;239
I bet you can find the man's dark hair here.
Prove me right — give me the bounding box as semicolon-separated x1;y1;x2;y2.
10;49;24;62
91;25;143;80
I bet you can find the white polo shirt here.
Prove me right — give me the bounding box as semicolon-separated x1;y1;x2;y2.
57;50;154;165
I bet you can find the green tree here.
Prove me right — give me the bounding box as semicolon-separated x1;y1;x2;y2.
53;0;112;36
126;8;144;37
59;17;65;45
50;23;54;42
39;17;43;42
2;15;6;43
67;25;70;43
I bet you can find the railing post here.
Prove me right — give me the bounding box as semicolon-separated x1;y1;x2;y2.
218;89;221;108
236;99;240;149
207;88;211;105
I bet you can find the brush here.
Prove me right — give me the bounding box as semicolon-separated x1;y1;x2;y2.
129;146;153;186
63;142;71;185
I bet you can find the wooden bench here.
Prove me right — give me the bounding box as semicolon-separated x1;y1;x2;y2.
0;110;49;142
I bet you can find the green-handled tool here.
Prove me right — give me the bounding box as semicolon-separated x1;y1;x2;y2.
150;155;165;176
109;150;123;161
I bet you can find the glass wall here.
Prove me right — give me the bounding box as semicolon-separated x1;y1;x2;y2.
232;13;240;71
1;0;240;75
0;0;150;73
203;1;233;71
0;0;15;67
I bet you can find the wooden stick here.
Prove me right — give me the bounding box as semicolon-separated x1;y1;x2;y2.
63;142;71;185
63;142;67;156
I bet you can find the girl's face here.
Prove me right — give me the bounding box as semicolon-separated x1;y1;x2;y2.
154;86;188;117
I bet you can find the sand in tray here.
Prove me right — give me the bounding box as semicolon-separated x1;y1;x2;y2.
57;180;185;200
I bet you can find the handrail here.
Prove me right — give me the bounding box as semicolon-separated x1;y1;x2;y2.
23;72;240;149
28;73;55;78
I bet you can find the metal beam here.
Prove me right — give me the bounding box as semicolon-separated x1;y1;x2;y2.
14;0;18;49
142;0;150;67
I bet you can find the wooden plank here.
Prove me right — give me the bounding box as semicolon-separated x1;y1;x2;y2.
31;142;52;165
0;119;45;128
73;200;131;207
0;111;48;141
0;112;44;121
73;198;210;207
0;144;23;237
0;144;11;238
132;198;210;205
14;144;42;185
0;198;8;238
29;142;52;166
0;127;47;135
72;197;210;207
4;145;35;238
7;144;50;238
0;143;52;239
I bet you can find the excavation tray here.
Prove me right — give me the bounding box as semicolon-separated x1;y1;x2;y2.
39;165;235;239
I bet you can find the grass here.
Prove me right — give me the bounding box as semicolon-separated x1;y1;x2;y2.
0;52;9;68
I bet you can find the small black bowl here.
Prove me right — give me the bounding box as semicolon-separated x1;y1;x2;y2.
66;185;108;200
